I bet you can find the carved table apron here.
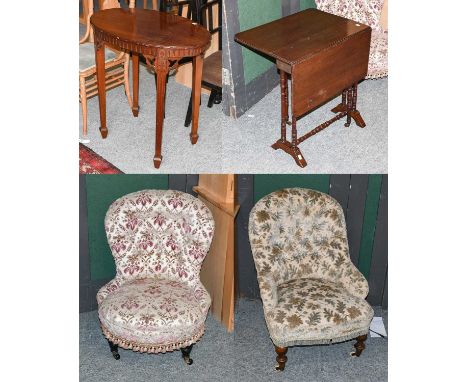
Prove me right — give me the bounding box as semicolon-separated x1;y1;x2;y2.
91;8;211;168
235;9;372;168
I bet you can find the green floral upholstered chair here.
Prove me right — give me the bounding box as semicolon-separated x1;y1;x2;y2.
248;188;373;371
97;190;214;364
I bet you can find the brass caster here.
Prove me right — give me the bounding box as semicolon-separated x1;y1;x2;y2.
275;363;285;371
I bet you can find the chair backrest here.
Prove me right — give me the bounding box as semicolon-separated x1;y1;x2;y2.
81;0;135;43
249;188;351;287
198;0;221;49
105;190;215;286
315;0;385;32
158;0;194;19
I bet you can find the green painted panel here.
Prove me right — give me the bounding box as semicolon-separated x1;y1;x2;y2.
238;0;281;84
300;0;317;10
358;175;383;278
254;174;330;202
86;175;169;280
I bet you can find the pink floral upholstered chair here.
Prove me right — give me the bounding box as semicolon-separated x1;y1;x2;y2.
315;0;388;78
97;190;214;364
249;188;373;371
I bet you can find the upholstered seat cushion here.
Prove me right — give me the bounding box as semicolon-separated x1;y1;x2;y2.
264;278;373;347
79;42;117;72
98;277;211;352
202;51;222;87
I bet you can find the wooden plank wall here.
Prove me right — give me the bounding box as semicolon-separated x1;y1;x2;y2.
236;174;388;307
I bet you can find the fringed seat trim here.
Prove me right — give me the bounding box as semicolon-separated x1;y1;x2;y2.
100;323;205;354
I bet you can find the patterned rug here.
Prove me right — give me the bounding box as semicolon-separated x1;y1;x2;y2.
79;143;123;174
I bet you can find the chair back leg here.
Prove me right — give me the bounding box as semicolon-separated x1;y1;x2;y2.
184;90;193;127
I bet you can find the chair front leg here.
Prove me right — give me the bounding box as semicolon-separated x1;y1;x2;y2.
107;339;120;360
79;76;88;138
275;346;288;371
351;334;368;357
181;344;193;365
213;88;222;104
207;89;216;108
184;91;193;127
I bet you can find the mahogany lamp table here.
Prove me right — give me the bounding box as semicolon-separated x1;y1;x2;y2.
235;9;372;168
91;8;211;168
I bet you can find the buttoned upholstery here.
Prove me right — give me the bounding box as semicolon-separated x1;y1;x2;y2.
248;188;373;348
97;190;214;353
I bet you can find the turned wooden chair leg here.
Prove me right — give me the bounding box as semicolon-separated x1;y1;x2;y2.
213;88;222;104
181;344;193;365
107;339;120;360
275;346;288;371
351;334;367;357
184;91;193;127
207;89;216;108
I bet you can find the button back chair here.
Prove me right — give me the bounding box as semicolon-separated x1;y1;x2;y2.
79;0;134;142
315;0;388;79
184;0;222;127
248;188;373;371
97;190;215;364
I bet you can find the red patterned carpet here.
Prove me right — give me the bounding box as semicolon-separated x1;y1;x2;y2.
79;144;123;174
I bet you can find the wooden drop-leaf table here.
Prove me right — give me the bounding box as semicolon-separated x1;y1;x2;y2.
91;8;211;168
235;9;372;168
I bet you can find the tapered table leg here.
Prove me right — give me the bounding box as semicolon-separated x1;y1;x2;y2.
94;41;107;138
190;54;204;144
132;53;140;117
153;58;169;168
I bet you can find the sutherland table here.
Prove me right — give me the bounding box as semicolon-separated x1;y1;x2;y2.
91;8;211;168
235;9;372;168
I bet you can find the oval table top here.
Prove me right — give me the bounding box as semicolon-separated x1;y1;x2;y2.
91;8;211;57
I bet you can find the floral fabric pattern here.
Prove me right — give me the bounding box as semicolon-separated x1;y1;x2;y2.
99;278;210;349
315;0;388;78
97;190;215;353
249;188;373;347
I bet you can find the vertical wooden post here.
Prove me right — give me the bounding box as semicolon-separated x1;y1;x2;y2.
194;175;239;332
